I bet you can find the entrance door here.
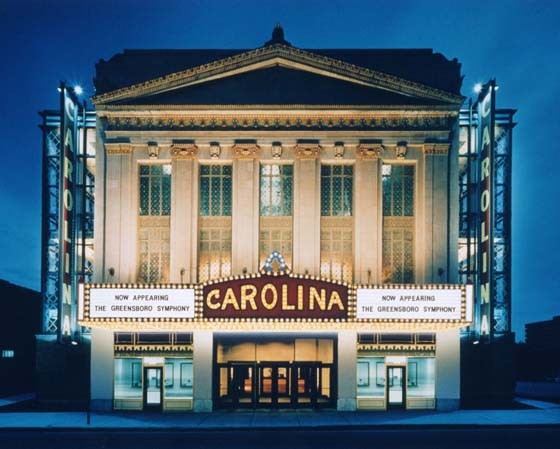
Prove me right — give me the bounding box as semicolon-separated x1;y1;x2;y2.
229;363;255;407
143;367;162;410
258;363;290;407
386;366;406;409
293;362;319;405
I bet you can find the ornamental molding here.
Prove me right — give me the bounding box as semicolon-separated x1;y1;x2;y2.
423;143;450;155
294;142;322;158
92;45;464;106
356;143;384;159
101;112;457;132
170;143;198;158
105;142;132;155
231;142;260;159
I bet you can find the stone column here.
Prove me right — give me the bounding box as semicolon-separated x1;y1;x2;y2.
90;327;114;411
170;149;196;283
423;144;450;283
231;146;259;274
293;148;320;275
104;144;133;283
354;156;380;284
435;328;460;410
193;331;213;412
337;331;357;411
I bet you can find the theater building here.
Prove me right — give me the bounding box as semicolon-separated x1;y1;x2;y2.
41;27;515;412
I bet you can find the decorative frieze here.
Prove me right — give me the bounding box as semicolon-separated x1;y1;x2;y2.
102;113;457;132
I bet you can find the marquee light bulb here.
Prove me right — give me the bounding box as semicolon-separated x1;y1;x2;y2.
474;83;482;94
74;85;83;95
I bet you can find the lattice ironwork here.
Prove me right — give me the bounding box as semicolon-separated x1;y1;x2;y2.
321;164;353;216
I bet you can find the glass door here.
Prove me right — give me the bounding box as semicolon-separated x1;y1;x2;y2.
293;362;319;405
229;363;255;407
258;363;291;407
386;366;406;409
143;367;162;410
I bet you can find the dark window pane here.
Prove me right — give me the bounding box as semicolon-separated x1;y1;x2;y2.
200;177;209;216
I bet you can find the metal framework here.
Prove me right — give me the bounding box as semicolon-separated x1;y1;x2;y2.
40;109;96;335
458;105;515;341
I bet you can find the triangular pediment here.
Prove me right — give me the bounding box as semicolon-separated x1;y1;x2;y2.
93;45;464;107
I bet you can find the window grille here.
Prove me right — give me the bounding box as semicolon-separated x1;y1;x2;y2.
199;165;232;281
320;165;353;282
382;164;415;283
259;164;293;267
138;164;171;283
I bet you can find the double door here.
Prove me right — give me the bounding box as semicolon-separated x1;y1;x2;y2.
216;361;333;408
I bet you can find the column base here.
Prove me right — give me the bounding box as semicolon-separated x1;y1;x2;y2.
194;399;213;412
436;398;460;411
337;398;357;411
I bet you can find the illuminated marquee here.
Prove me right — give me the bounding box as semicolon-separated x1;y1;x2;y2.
79;284;197;321
78;277;473;330
203;274;349;320
59;84;78;340
477;80;496;338
356;285;473;322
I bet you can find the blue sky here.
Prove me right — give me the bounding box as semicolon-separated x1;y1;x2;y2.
1;0;559;340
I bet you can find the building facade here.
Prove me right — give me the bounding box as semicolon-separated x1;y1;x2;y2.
40;27;514;411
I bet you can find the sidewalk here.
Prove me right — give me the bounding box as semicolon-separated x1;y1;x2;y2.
1;400;560;430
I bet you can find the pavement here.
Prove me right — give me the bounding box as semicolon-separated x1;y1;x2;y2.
0;397;559;430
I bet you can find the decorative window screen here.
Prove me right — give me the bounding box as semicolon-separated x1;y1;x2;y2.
382;164;415;283
320;165;353;282
259;164;293;267
138;164;171;283
199;165;232;282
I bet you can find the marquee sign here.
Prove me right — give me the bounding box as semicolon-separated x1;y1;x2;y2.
356;285;473;322
59;83;79;341
477;80;496;339
203;274;349;321
78;275;473;330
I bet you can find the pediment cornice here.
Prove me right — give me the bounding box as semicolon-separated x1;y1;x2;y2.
92;44;464;106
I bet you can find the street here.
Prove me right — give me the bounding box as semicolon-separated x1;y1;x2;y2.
1;427;559;449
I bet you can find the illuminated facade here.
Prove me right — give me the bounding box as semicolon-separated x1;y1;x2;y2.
40;27;514;411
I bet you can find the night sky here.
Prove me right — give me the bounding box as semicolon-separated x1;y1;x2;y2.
1;0;559;341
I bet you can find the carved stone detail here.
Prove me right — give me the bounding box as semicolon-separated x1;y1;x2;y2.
271;142;282;159
170;143;198;159
395;141;408;159
356;143;384;159
209;142;221;159
105;143;132;155
334;142;345;158
294;143;322;159
232;143;260;159
423;143;450;155
147;142;159;159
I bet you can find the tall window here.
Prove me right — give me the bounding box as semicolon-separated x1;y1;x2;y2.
320;165;353;282
138;164;171;283
259;164;293;267
382;164;414;283
198;165;232;282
